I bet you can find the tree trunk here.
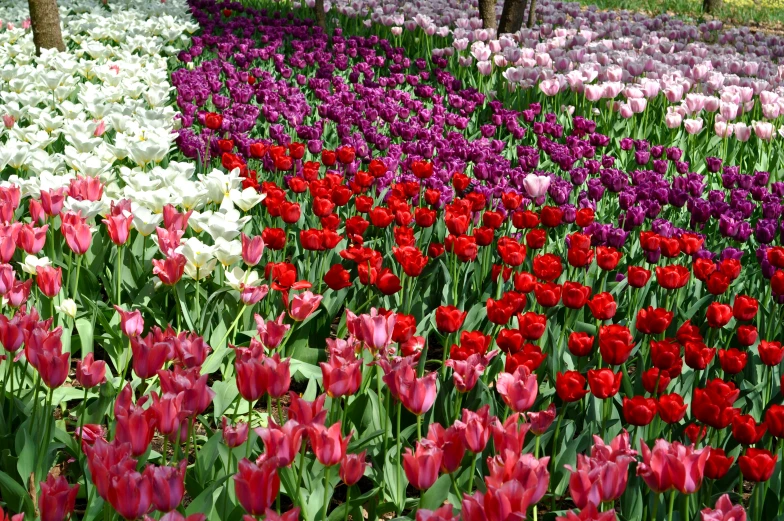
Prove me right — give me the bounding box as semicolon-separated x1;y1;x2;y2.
314;0;327;31
702;0;722;14
27;0;65;54
498;0;527;35
478;0;497;30
527;0;537;28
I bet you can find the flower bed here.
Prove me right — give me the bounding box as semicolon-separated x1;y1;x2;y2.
0;0;782;520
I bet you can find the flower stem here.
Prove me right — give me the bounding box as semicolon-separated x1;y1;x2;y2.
322;465;331;520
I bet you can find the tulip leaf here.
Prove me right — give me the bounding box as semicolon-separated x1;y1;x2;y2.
211;379;239;419
0;469;33;516
419;474;451;510
185;474;229;517
14;424;34;488
176;281;196;331
326;486;381;521
76;316;94;357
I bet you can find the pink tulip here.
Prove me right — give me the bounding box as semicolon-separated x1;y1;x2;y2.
445;350;497;393
684;118;704;135
462;480;534;521
357;310;396;352
456;405;492;454
403;439;443;490
76;353;106;388
753;121;774;141
398;370;437;416
734;122;752;142
289;291;322;321
320;354;362;398
701;494;746;521
556;503;617;521
114;306;144;337
527;403;557;435
637;439;710;494
255;419;304;467
254;313;290;349
241;233;264;266
523;173;551;198
486;450;550;504
496;365;538;412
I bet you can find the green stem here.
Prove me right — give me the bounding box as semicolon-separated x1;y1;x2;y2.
115;245;124;304
651;492;659;521
467;452;479;495
322;465;332;520
395;401;402;516
667;490;676;521
295;443;307;507
343;486;351;521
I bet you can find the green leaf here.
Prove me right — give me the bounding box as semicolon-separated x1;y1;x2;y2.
420;474;451;510
327;486;381;521
76;317;94;357
0;470;34;515
176;282;196;331
185;475;229;517
211;380;239;420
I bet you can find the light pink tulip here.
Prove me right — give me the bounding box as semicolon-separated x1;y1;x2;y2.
289;291;322;321
496;365;538;412
701;494;746;521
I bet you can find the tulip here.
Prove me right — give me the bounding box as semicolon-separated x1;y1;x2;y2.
496;365;538;412
310;422;351;466
320;355;361;398
39;474;78;521
36;266;62;298
75;353;106;388
435;305;466;333
107;469;153;521
637;439;710;494
528;404;557;435
738;448;777;482
234;458;280;516
657;394;688;424
245;417;294;467
598;325;635;365
587;368;622;399
523;174;551;198
145;461;187;512
416;504;460;521
557;503;617;521
556;371;589;402
289;291;322;320
705;448;734;480
403;439;443;490
623;396;657;426
222;417;249;448
339;450;367;486
114;306;144;337
700;494;746;521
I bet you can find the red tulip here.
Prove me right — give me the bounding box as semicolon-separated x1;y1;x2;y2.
637;439;710;493
426;423;465;474
204;112;222;130
527;404;557;435
705;448;734;480
627;266;651;288
758;340;784;366
556;371;588;402
562;281;591;309
731;414;766;445
287;392;327;427
222;417;249;448
684;341;716;370
144;461;186;512
596;246;621;271
39;474;78;521
103;214;133;246
587;368;622;399
234;458;280;516
623;396;657;426
36;266;62;298
76;353;106;388
533;282;562;307
738;448;777;482
718;348;747;374
732;295;758;321
655;265;690;290
403;440;443;490
517;312;546;340
130;334;168;380
587;292;616;320
657;394;687;424
532;253;562;281
598;324;635;365
650;339;682;372
706;302;732;328
152;254;187;285
339;451;367;486
309;423;351;467
692;379;740;429
737;325;757;346
635;306;673;335
108;469;152;520
320;355;361;398
765;405;784;438
435;305;466;333
568;332;594;357
256;419;304;467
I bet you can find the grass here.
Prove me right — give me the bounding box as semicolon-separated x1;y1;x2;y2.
572;0;784;30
